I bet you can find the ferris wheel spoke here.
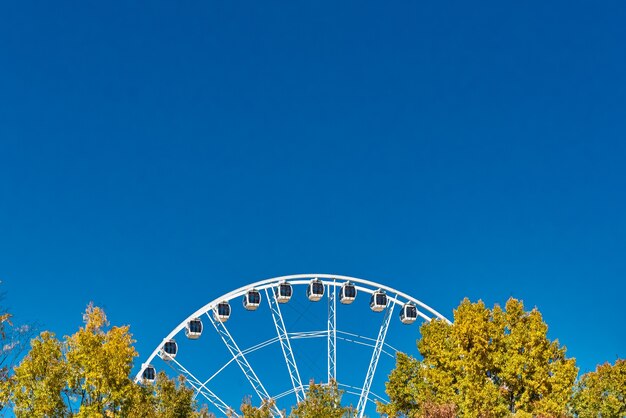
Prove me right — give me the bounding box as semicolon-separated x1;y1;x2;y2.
338;383;388;405
327;280;337;383
188;379;238;417
206;309;283;417
136;275;451;418
265;288;306;403
163;356;236;417
336;335;396;359
356;297;396;418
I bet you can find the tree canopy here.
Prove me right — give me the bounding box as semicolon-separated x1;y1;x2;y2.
5;304;206;417
289;379;356;418
379;298;579;418
236;396;275;418
2;297;624;418
571;359;625;418
236;380;355;418
0;290;32;411
11;331;67;417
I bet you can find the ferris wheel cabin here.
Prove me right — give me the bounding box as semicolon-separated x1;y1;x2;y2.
185;318;203;339
370;289;388;312
340;281;357;304
213;301;231;322
275;281;293;303
307;278;325;302
142;365;156;383
243;289;261;311
160;339;178;360
400;303;418;324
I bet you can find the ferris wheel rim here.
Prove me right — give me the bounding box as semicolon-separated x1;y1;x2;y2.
135;273;451;382
136;273;450;381
135;273;451;417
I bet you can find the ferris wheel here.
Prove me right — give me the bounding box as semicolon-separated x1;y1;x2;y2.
135;274;450;417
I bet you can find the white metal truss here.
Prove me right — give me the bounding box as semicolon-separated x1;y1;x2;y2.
205;309;282;417
265;288;306;403
327;280;337;383
163;356;235;416
272;383;388;406
199;329;399;390
136;274;450;383
190;381;236;417
356;298;396;417
135;274;451;416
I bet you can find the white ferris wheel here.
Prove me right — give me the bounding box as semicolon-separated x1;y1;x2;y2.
135;274;450;417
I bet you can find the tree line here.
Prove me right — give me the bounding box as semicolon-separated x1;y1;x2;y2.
0;297;623;417
378;298;624;418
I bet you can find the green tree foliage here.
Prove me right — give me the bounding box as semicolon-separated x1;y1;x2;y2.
379;298;578;418
290;379;356;418
571;359;625;418
7;304;206;417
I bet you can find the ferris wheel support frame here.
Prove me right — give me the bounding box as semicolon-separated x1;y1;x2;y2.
206;308;283;417
136;274;451;417
327;280;337;383
160;353;235;416
356;297;396;417
265;288;306;403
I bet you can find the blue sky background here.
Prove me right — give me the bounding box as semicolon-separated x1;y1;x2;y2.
1;0;625;412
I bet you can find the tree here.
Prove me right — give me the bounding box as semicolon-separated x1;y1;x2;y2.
0;311;13;409
290;379;356;418
379;298;578;418
376;352;424;417
153;372;200;418
0;287;33;411
10;331;68;417
122;372;211;418
122;381;157;418
8;304;207;417
237;396;275;418
419;402;458;418
65;304;138;416
571;359;625;418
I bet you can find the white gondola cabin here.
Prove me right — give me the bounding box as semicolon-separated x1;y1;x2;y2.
160;339;178;360
275;281;293;303
370;289;387;312
142;365;156;383
185;318;203;339
400;303;418;324
307;278;325;302
243;289;261;311
213;301;231;322
340;281;357;304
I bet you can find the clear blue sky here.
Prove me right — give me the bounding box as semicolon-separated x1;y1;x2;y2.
1;0;625;410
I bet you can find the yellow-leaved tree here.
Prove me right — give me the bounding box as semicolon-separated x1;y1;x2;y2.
10;331;67;417
571;359;625;418
378;298;578;418
289;379;356;418
235;396;275;418
0;288;33;411
235;380;355;418
65;304;137;416
7;303;208;417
